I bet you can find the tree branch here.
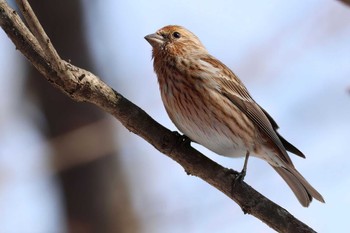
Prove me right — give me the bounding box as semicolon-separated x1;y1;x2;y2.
0;1;317;232
338;0;350;7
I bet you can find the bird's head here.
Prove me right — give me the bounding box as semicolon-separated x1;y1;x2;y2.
145;25;206;58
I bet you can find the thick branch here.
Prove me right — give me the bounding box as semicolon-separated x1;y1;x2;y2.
0;1;316;232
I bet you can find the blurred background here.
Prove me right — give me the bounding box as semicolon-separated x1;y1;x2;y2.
0;0;349;232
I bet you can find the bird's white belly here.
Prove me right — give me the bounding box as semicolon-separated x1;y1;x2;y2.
171;109;250;158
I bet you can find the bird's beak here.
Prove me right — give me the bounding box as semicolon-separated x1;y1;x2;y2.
144;33;164;47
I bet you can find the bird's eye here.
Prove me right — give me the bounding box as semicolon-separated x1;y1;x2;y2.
172;31;181;39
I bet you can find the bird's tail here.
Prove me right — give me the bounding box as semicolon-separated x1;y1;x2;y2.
271;165;325;207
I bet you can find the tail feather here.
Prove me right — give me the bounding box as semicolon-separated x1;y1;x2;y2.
272;165;325;207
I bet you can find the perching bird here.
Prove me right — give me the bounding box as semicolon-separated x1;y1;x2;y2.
145;25;324;207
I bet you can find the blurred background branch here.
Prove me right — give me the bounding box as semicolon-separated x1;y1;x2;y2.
1;0;139;232
338;0;350;7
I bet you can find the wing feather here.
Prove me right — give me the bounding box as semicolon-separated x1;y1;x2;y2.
221;87;293;165
200;56;294;165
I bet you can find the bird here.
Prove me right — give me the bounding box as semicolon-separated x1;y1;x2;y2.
144;25;324;207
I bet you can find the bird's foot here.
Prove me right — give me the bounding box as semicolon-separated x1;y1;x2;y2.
225;169;244;196
234;167;247;182
234;151;249;182
225;168;246;183
173;131;192;147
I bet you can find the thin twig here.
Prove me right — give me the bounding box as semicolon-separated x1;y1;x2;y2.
0;0;45;58
15;0;62;71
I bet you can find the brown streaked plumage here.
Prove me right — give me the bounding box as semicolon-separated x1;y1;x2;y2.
145;25;324;207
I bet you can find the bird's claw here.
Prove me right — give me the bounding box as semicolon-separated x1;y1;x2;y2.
173;131;192;147
225;168;246;197
234;168;247;182
225;165;247;182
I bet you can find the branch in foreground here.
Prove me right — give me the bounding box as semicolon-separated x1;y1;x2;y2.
0;1;316;232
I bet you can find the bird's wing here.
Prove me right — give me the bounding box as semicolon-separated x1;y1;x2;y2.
200;56;293;165
220;80;293;165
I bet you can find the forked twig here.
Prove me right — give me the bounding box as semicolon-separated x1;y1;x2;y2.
15;0;61;70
